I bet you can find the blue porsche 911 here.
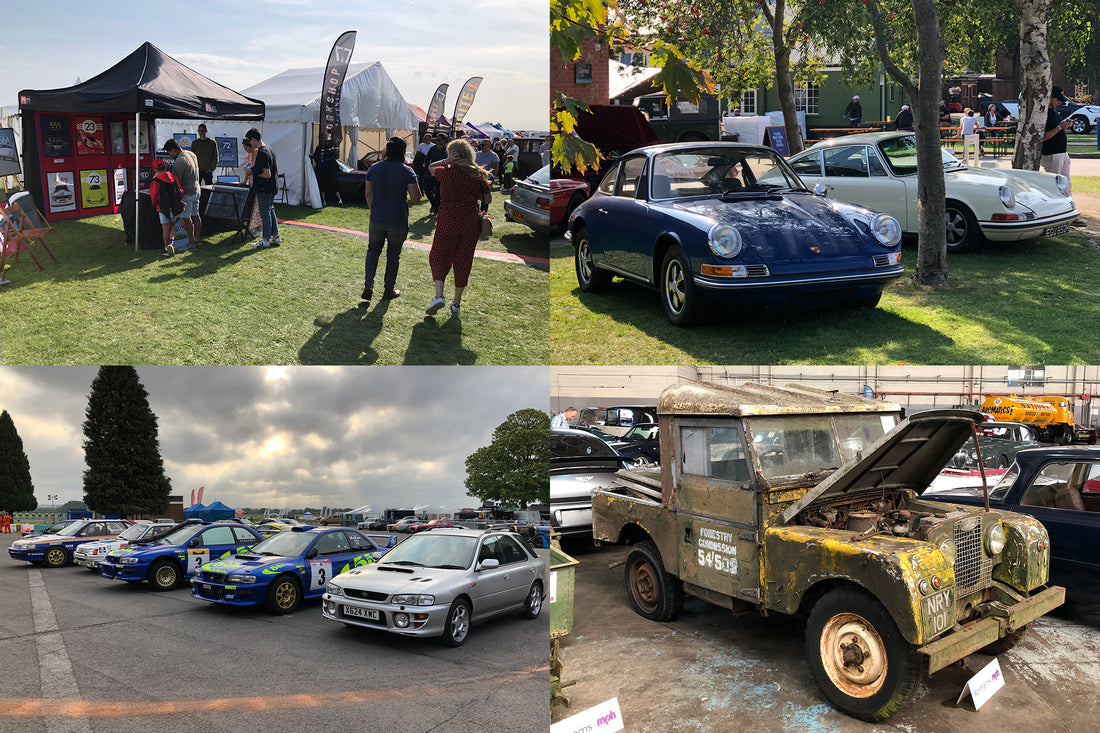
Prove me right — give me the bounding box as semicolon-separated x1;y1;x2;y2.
567;142;904;326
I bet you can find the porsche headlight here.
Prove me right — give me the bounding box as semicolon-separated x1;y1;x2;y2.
392;593;435;606
1054;175;1070;195
708;223;742;258
870;214;901;247
998;185;1016;208
227;574;257;584
986;522;1006;555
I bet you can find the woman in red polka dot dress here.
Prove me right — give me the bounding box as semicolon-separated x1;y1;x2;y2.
425;139;492;316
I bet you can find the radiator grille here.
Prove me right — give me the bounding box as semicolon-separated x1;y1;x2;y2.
873;254;892;268
745;264;770;277
954;522;991;596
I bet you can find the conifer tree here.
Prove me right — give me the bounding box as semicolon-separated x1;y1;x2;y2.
0;409;37;512
82;367;171;516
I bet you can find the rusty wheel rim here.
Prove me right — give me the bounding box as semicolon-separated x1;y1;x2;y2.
629;557;660;614
819;612;887;698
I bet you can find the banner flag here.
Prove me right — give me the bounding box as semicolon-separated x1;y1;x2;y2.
190;489;194;506
451;77;483;134
197;486;205;505
425;83;449;134
318;30;357;147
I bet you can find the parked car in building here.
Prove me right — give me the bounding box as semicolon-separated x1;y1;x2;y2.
550;427;627;539
610;423;661;466
322;528;545;646
191;526;388;614
98;520;263;591
74;521;168;570
504;164;589;235
568;141;904;325
8;519;132;568
1072;424;1098;445
929;446;1100;613
787;131;1078;252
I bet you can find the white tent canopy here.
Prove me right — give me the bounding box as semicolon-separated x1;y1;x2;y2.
158;61;417;209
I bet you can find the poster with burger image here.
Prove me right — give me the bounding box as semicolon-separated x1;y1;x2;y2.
80;169;108;209
48;171;77;214
75;117;105;155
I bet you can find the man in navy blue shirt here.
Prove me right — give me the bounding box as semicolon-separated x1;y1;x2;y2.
362;137;422;303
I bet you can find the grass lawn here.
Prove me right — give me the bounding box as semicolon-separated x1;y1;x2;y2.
550;192;1100;365
0;194;549;365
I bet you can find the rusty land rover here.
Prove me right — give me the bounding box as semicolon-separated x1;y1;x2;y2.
590;382;1064;721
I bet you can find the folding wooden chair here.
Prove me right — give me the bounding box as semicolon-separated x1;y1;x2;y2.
1;192;56;270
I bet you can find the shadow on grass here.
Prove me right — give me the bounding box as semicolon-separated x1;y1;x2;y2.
297;300;392;364
403;314;477;365
145;240;263;282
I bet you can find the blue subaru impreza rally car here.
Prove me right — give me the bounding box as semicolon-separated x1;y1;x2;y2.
191;526;391;614
99;520;263;591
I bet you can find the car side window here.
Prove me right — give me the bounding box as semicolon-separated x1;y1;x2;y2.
789;151;822;177
1021;462;1088;511
81;522;106;537
680;425;750;483
866;147;888;177
495;536;528;565
198;526;236;546
617;157;647;198
346;532;373;551
823;146;868;177
597;163;619;195
232;526;257;543
313;532;350;556
108;522;129;534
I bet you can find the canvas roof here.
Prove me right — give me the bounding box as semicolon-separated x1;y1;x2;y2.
18;42;264;119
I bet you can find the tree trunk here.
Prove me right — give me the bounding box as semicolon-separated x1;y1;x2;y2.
1012;0;1053;170
911;0;948;287
770;1;804;155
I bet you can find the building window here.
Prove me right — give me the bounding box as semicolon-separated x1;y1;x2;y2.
741;90;757;115
1006;366;1046;387
794;82;820;114
620;52;633;65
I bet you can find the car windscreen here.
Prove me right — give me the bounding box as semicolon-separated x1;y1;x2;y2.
649;148;807;200
380;533;478;569
117;524;154;540
53;522;90;537
747;414;897;480
248;531;314;557
157;524;205;545
529;164;551;185
879;135;962;175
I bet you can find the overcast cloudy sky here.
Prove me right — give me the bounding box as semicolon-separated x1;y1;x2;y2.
0;0;548;130
0;366;548;514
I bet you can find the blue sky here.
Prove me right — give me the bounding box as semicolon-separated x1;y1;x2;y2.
0;0;549;130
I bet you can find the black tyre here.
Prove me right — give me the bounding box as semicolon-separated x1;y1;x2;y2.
558;193;585;235
660;245;703;327
1070;116;1090;134
998;454;1010;469
43;546;70;568
624;540;684;622
629;454;650;467
149;558;182;591
520;581;543;619
944;203;983;253
265;574;301;614
979;625;1028;655
805;586;921;721
852;291;882;310
574;225;612;292
440;598;472;647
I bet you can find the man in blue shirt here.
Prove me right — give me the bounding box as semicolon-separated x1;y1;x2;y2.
362;137;422;303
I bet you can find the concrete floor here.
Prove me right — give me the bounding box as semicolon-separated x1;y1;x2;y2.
551;541;1100;733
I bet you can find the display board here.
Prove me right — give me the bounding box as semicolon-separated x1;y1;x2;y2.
215;136;238;167
0;128;20;176
204;184;247;221
764;126;790;157
173;132;194;150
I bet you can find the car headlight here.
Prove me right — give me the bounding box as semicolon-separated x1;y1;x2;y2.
12;541;28;549
118;556;139;564
392;593;435;606
708;223;742;258
986;522;1006;555
939;539;957;563
326;583;343;597
998;185;1016;208
1054;175;1070;194
227;574;257;584
870;213;901;247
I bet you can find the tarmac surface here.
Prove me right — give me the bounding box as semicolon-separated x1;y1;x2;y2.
0;533;548;733
551;540;1100;733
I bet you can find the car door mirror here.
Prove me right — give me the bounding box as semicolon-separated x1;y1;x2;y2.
478;558;500;570
188;538;201;547
306;548;318;559
814;182;828;197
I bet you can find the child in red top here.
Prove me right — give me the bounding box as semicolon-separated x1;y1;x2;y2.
149;158;188;253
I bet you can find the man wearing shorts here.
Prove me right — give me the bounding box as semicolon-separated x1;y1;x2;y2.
163;139;204;247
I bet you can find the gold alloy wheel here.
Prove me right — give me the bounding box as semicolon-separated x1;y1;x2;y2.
819;612;888;698
274;580;297;610
628;557;660;615
154;563;178;589
45;546;68;567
